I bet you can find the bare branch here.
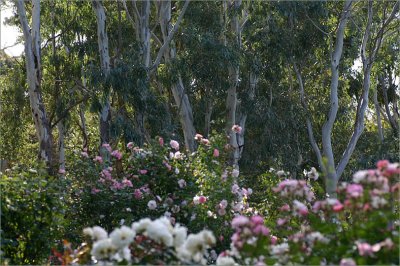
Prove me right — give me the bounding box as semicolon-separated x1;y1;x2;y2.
293;62;324;171
149;0;190;73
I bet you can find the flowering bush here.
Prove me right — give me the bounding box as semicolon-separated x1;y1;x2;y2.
219;160;399;265
66;133;254;251
58;160;399;265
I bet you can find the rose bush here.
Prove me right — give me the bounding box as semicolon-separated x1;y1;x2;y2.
61;160;398;265
65;133;254;251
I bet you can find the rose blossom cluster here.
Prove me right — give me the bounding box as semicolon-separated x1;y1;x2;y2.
80;217;216;265
194;133;211;146
230;215;270;250
356;238;394;257
95;167;135;192
273;179;315;202
231;183;253;213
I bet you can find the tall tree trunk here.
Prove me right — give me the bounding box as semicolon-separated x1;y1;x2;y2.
237;70;258;159
382;74;399;136
225;0;242;167
140;0;151;68
92;0;111;145
321;0;353;196
80;67;89;150
16;0;54;169
160;0;196;152
52;0;65;172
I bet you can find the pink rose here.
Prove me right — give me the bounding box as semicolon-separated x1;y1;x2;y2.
127;142;134;149
201;138;210;145
346;184;364;198
111;150;122;160
377;160;389;169
139;169;148;175
250;215;264;225
194;133;203;140
213;149;219;157
280;204;290;212
231;216;249;229
199;196;207;204
332;202;344;212
232;125;242;134
93;156;103;164
170;140;179;150
159;137;164;146
58;168;66;174
134;189;143;199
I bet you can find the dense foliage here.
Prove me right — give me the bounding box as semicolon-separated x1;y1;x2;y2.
0;0;399;264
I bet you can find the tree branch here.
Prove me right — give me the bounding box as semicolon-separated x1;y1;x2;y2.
293;61;324;171
149;0;190;74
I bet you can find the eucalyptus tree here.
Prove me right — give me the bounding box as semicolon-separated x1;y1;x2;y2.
293;0;399;196
16;0;55;170
158;0;195;152
92;0;112;146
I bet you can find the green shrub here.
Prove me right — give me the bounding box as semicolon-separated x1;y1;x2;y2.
1;166;67;264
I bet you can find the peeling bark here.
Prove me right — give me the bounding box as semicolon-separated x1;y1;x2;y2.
17;0;54;168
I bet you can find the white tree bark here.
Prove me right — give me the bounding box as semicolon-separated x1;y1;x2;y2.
336;0;399;179
140;0;151;68
321;0;353;196
160;0;196;152
16;0;54;166
92;0;111;145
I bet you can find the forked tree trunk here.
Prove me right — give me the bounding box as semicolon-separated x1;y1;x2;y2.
92;0;111;145
16;0;54;168
160;0;196;152
321;0;353;196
